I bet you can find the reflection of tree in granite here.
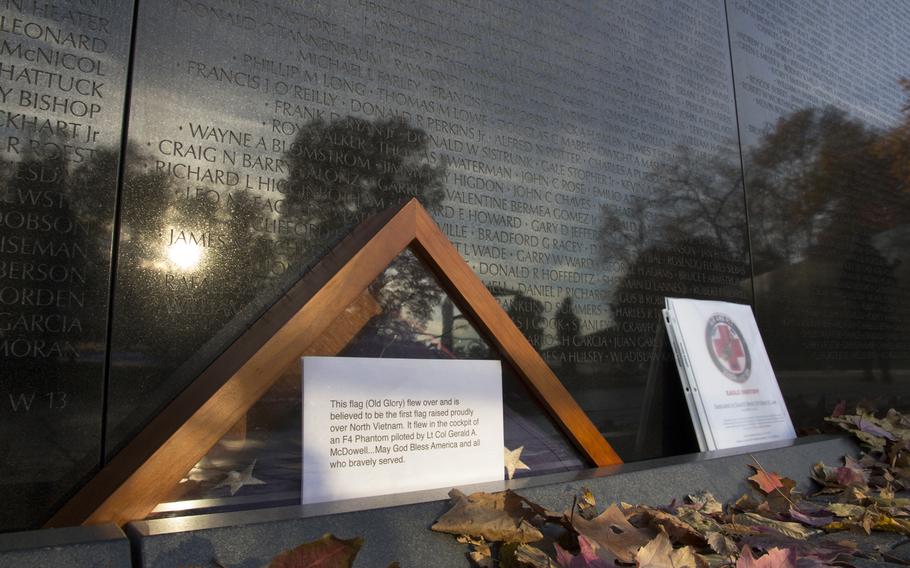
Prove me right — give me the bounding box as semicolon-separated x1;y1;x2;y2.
747;107;904;273
838;234;898;382
506;293;545;350
0;136;119;529
282;116;446;334
554;297;581;373
745;107;910;378
598;143;748;270
109;145;276;448
595;141;749;377
590;140;748;458
875;78;910;193
108;116;447;454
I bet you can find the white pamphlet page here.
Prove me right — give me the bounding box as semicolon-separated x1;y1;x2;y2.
664;298;796;451
302;357;504;504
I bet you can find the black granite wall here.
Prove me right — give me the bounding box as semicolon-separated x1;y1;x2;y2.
0;0;907;531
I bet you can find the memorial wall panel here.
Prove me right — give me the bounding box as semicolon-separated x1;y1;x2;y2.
0;0;134;529
727;0;910;431
107;0;747;462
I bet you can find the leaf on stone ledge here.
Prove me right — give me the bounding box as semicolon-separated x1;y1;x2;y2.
831;400;846;418
554;535;613;568
635;530;707;568
432;489;544;543
268;534;363;568
579;488;596;510
686;491;723;515
824;503;866;519
705;531;738;557
735;545;796;568
571;504;653;564
762;477;800;514
733;494;762;512
741;532;858;565
733;513;821;540
835;456;870;488
513;544;557;568
787;505;834;528
676;509;723;536
748;465;785;494
627;506;706;547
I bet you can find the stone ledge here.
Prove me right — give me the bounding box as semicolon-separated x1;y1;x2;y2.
0;524;130;568
128;435;858;567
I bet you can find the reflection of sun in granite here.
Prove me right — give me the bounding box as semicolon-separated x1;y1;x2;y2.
166;240;204;270
216;460;266;496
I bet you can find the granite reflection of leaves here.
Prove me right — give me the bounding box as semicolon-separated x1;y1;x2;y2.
431;406;910;567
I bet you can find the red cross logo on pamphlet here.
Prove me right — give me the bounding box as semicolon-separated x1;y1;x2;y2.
705;313;751;382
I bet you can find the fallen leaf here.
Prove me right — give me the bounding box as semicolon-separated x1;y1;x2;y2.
740;533;857;565
762;477;800;514
686;491;723;515
505;447;531;480
513;544;557;567
824;503;865;519
733;512;821;540
581;488;596;507
676;509;723;536
268;534;363;568
835;456;870;488
705;531;738;556
459;535;492;566
432;489;543;543
635;530;706;568
787;506;834;528
735;545;796;568
572;504;653;564
627;506;706;546
831;400;846;417
733;494;761;512
554;536;612;568
635;531;673;567
748;466;785;494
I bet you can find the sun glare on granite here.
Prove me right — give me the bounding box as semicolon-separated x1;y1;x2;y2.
167;241;203;270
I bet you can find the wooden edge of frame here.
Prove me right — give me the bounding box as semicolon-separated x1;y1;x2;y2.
47;200;418;527
410;204;623;466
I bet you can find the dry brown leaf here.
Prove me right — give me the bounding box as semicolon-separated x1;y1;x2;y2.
825;503;865;518
706;531;738;557
636;530;706;568
686;491;723;515
580;487;597;510
733;513;821;540
735;545;796;568
572;503;653;564
268;534;362;568
628;506;706;547
432;489;543;543
514;544;557;567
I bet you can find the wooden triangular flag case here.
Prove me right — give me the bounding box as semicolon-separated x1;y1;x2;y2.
48;199;621;527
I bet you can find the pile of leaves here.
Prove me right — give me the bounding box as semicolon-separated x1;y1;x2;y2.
430;406;910;567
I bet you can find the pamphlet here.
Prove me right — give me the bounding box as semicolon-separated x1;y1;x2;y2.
663;298;796;451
